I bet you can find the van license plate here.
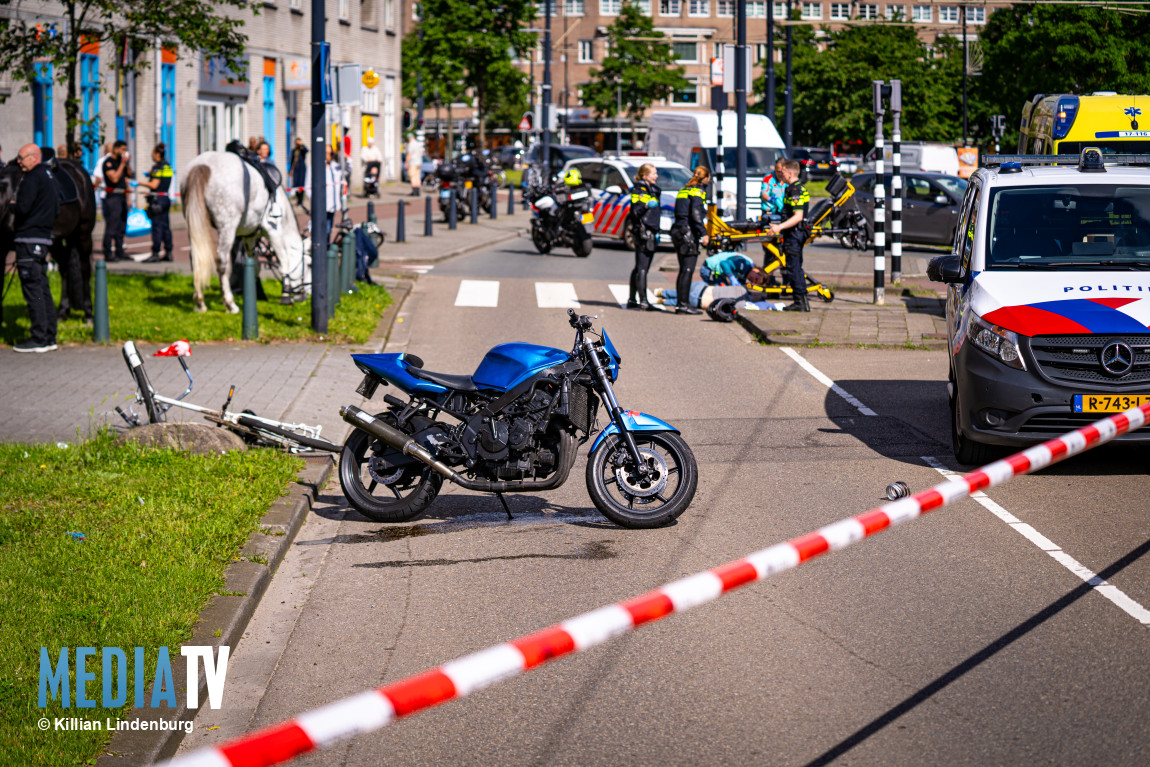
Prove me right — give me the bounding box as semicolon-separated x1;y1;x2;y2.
1073;394;1150;413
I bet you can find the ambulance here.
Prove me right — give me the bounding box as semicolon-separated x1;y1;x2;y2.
928;147;1150;464
1018;93;1150;155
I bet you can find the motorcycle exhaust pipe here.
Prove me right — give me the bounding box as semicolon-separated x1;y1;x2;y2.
340;405;573;494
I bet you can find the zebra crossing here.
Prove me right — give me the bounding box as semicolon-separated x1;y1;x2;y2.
453;279;664;309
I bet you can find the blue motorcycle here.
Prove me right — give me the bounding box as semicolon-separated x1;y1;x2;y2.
338;309;698;528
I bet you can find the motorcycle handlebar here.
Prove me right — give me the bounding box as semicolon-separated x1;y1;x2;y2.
567;308;596;331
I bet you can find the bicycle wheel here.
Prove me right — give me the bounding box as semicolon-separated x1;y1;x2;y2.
123;342;162;424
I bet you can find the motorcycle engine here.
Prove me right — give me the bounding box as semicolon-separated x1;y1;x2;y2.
461;391;560;478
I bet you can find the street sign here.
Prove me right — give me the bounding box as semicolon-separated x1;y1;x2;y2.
361;69;379;89
519;112;533;131
721;45;751;94
710;57;723;87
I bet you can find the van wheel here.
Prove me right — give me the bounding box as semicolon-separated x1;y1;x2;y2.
950;385;998;466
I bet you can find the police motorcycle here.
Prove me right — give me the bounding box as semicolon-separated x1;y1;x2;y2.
338;309;698;529
435;161;471;219
526;168;595;257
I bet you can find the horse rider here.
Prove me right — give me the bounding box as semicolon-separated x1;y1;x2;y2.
766;159;812;312
101;140;133;263
11;144;60;353
670;165;711;315
626;162;662;311
141;143;174;263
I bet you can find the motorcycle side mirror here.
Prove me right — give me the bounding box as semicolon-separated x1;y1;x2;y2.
605;185;623;195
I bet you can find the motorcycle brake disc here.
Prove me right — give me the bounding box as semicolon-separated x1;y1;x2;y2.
367;455;404;486
615;447;668;501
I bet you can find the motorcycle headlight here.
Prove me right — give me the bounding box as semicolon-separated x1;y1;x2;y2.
968;313;1026;370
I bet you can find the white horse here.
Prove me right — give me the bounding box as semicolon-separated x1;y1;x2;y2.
181;151;307;313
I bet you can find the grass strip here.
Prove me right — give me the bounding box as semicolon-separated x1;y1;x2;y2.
2;272;390;346
0;433;302;766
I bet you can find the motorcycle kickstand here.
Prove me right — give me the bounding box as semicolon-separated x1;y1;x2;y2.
495;492;514;521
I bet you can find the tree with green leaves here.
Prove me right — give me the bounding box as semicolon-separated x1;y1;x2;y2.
976;4;1150;150
403;0;535;149
583;1;688;147
0;0;257;157
757;21;964;147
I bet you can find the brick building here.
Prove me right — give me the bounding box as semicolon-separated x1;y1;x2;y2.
0;0;402;194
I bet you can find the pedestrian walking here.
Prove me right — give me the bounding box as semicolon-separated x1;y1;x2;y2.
670;166;710;315
289;138;308;207
405;133;423;197
766;159;811;312
10;144;60;353
101;140;133;262
626;163;662;310
141;143;174;263
305;144;344;240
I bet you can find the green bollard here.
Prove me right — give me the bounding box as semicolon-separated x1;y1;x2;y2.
327;243;339;318
93;259;110;343
342;228;358;293
242;256;258;340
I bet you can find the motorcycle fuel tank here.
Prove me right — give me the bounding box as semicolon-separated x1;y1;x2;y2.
472;343;570;391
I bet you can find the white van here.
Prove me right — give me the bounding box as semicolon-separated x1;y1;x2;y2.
859;142;960;177
646;111;786;217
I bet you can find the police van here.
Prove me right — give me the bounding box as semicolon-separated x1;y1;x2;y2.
928;148;1150;464
1018;93;1150;155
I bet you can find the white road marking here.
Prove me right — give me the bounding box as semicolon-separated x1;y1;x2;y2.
923;456;1150;625
779;347;877;416
608;284;630;307
455;279;500;307
535;282;580;308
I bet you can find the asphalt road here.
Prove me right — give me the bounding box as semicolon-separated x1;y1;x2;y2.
178;237;1150;767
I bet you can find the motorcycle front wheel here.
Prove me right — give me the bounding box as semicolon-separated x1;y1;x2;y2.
340;417;443;522
586;432;698;529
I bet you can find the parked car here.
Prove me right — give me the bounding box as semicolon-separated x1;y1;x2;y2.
559;155;693;249
850;171;968;246
859;142;961;176
521;143;599;188
497;145;525;169
790;147;838;179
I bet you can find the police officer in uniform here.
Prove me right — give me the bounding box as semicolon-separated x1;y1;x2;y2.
767;159;811;312
670;166;711;315
10;144;60;352
626;163;661;310
141;143;174;263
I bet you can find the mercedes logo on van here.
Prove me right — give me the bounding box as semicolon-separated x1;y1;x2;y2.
1100;342;1135;376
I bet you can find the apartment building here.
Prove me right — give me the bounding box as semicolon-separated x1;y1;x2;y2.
1;0;402;189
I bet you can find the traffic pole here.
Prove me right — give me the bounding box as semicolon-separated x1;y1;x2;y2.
396;199;406;243
242;257;258;340
448;188;458;229
872;80;886;306
366;200;376;224
341;227;357;293
489;178;498;220
424;195;434;236
890;80;902;284
309;0;328;334
326;243;338;317
507;183;515;215
469;186;479;224
93;259;110;343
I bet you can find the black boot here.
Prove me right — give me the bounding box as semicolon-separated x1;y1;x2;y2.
783;290;810;312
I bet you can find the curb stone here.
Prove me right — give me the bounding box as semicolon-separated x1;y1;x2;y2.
95;456;333;766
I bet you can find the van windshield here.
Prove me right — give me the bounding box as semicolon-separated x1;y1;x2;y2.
704;147;784;177
986;185;1150;269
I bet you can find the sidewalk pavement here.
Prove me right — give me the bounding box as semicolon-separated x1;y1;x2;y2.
737;289;949;349
0;277;412;445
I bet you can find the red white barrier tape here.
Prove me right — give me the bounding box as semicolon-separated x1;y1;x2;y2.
157;402;1150;767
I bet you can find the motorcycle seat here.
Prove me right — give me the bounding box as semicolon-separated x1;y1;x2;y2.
407;366;478;392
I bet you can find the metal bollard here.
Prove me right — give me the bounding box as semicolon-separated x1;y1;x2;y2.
93;259;110;343
327;243;339;318
342;228;357;293
242;256;259;340
489;179;498;220
367;200;376;224
469;186;479;224
396;199;406;243
507;183;515;215
448;189;458;230
424;195;434;237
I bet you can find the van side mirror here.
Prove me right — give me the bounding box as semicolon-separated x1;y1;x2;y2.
927;254;964;284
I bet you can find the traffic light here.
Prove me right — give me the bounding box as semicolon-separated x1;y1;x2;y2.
403;109;413;131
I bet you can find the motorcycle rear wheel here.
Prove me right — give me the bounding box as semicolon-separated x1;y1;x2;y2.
340;417;442;522
532;222;552;254
587;432;697;529
572;227;593;258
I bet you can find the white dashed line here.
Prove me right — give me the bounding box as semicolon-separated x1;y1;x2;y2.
535;282;580;308
779;347;877;416
454;279;500;307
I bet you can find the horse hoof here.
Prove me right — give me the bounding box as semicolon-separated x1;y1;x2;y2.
226;304;240;315
195;304;208;314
